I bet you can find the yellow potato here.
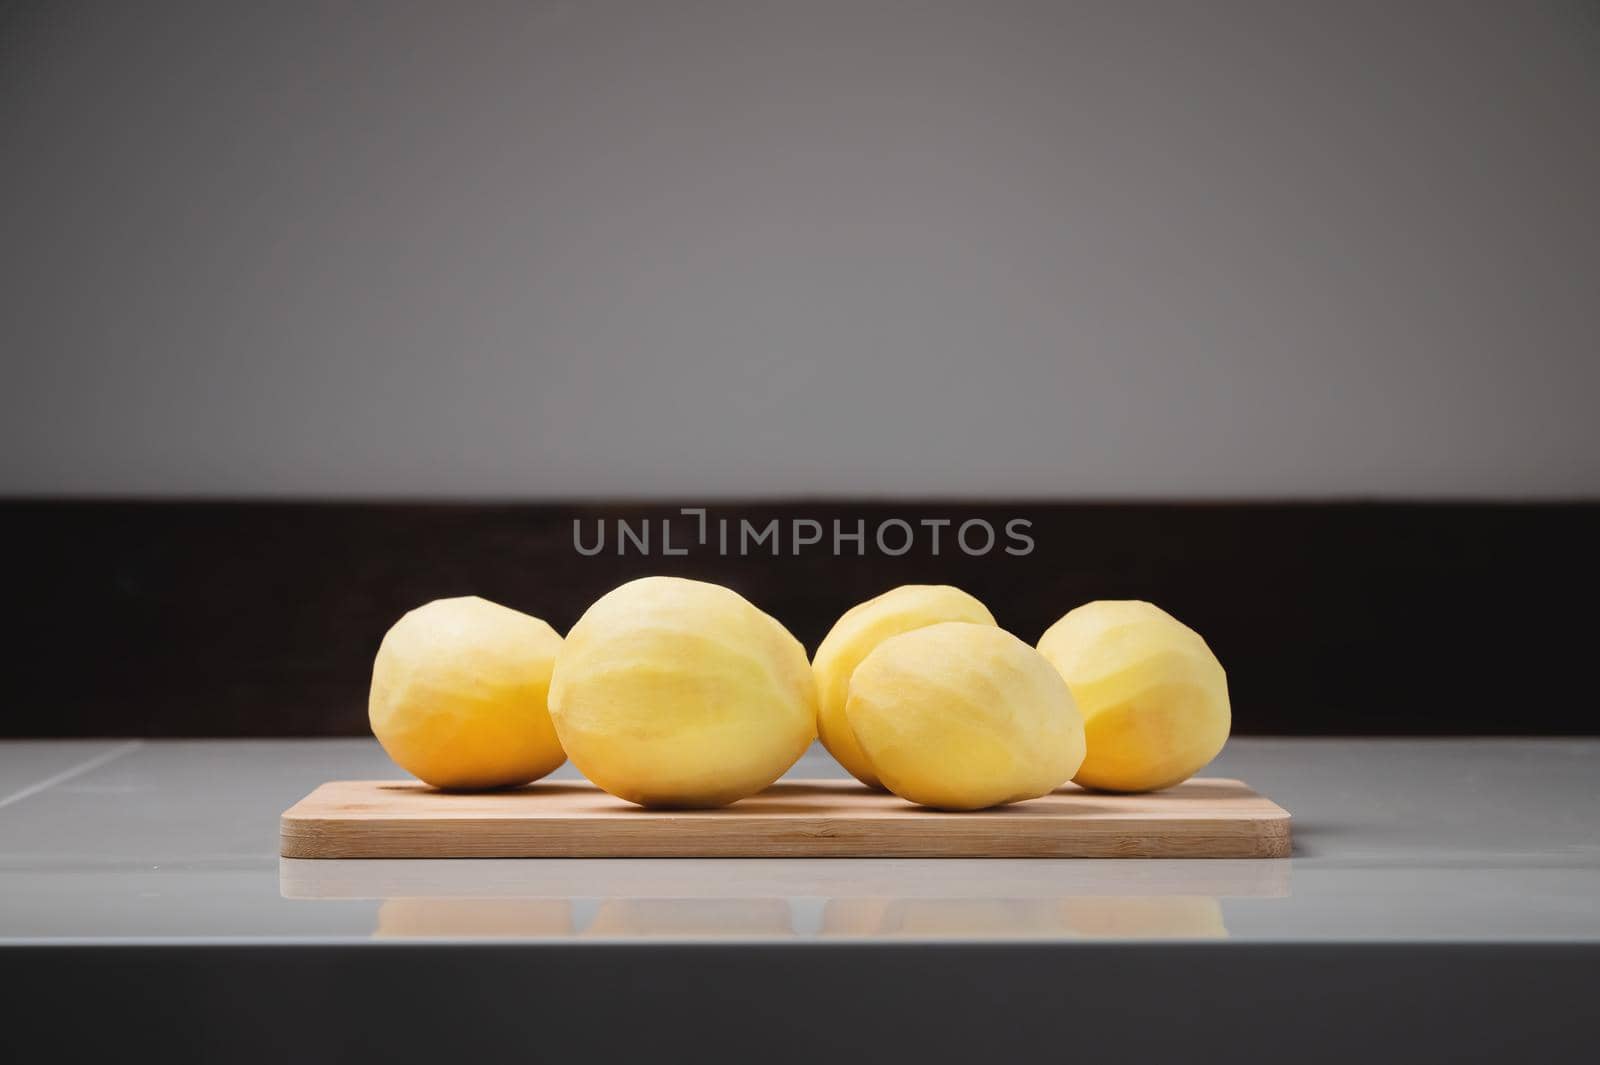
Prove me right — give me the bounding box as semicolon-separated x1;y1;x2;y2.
369;596;565;790
1036;600;1230;792
845;622;1084;810
548;576;816;808
813;585;996;788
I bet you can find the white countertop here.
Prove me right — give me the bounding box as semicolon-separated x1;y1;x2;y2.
3;737;1597;945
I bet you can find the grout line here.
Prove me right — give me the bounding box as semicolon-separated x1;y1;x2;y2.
0;741;144;810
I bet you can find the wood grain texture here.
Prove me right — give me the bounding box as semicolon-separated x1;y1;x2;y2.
281;778;1291;859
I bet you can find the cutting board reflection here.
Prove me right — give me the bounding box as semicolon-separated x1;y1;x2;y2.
281;778;1290;859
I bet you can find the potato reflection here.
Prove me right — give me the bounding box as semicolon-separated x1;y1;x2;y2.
584;898;794;938
822;896;1226;939
375;898;573;938
370;894;1226;940
1060;895;1226;939
825;898;1073;938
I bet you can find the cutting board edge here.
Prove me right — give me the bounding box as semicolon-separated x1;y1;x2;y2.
280;777;1291;860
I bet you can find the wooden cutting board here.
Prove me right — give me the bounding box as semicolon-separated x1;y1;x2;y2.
281;778;1290;859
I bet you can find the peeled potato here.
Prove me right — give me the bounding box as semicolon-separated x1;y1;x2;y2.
813;585;996;788
845;622;1084;810
548;576;816;808
369;596;565;789
1036;600;1230;792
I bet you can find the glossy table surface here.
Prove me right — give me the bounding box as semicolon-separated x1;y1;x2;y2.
2;737;1597;945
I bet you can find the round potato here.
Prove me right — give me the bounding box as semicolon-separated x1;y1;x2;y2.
549;576;816;808
845;622;1084;810
1036;600;1230;792
812;585;996;788
369;596;565;789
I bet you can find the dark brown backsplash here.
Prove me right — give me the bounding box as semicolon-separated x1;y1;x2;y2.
7;500;1596;736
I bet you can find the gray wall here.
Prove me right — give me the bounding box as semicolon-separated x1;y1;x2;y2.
3;1;1597;499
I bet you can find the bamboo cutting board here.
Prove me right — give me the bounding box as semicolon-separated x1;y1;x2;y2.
281;778;1290;859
